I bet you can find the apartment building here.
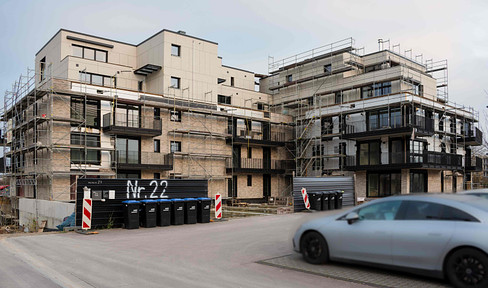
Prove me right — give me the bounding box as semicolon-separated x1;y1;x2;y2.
260;38;483;198
1;29;293;210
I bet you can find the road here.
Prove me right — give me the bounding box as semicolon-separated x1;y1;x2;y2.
0;209;366;288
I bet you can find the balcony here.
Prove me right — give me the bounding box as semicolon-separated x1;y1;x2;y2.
115;151;173;170
102;113;162;137
226;128;290;147
458;127;483;146
343;115;434;140
345;151;463;171
225;158;294;174
466;156;483;172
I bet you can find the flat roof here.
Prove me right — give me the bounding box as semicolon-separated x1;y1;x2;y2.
36;28;218;56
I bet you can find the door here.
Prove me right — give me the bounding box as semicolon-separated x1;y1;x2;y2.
263;147;271;170
337;200;401;264
391;201;455;270
263;174;271;200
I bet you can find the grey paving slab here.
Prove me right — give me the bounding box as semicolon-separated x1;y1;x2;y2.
259;253;452;288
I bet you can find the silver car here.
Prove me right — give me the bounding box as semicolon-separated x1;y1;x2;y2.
460;189;488;200
293;194;488;288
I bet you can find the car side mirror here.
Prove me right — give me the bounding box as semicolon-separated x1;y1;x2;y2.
345;212;359;225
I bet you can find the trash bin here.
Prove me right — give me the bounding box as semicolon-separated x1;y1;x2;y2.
140;199;157;228
196;197;211;223
183;198;198;224
157;199;172;227
328;191;336;210
171;198;185;225
122;200;140;229
321;192;329;211
308;192;322;211
335;191;344;209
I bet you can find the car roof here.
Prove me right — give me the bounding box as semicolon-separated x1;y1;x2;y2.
459;189;488;194
368;193;488;215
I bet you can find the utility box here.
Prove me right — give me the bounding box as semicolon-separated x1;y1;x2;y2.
140;200;157;228
196;197;211;223
157;199;172;227
171;199;185;225
122;200;140;229
183;198;197;224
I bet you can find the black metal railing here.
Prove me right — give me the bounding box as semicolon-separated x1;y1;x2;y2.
115;151;173;167
345;151;462;168
230;128;289;142
344;114;434;135
103;113;162;131
225;158;293;170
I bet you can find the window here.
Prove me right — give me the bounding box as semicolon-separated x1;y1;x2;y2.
171;77;180;89
154;173;161;179
231;77;235;87
117;171;140;179
247;147;252;158
390;139;403;164
170;141;181;153
361;81;391;98
286;75;292;83
218;95;231;105
40;57;46;82
324;64;332;73
115;104;139;128
171;44;180;56
410;171;426;193
359;141;380;166
409;140;424;163
247;175;252;186
79;71;115;87
138;81;143;92
257;103;264;110
390;108;402;128
357;200;402;220
72;45;108;63
170;110;181;122
154;139;160;153
322;117;333;134
70;133;101;165
335;92;342;104
117;138;139;164
154;108;160;120
217;78;226;84
367;172;401;197
368;110;389;130
71;97;100;128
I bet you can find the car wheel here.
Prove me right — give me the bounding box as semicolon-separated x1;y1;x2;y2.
300;231;329;265
446;248;488;288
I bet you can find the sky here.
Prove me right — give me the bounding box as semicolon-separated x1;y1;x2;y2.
1;0;488;131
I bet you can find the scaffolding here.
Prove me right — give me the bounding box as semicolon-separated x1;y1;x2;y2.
266;37;481;190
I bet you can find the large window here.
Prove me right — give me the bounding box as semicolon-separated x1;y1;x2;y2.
359;141;380;166
70;133;101;165
72;45;108;62
409;140;424;163
410;171;426;193
115;104;139;128
117;138;139;164
170;141;181;153
79;71;115;87
390;108;402;128
70;97;100;128
367;172;401;197
154;139;160;153
361;81;391;98
390;139;403;164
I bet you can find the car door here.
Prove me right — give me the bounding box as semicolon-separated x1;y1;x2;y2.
336;200;402;264
391;200;455;270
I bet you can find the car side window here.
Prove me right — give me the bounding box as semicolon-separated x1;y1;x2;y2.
402;201;442;220
441;206;479;222
357;201;402;221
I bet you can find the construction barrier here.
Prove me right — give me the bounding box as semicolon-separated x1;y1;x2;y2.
215;193;222;219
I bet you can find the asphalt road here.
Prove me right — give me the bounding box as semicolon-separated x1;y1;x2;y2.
0;209;367;288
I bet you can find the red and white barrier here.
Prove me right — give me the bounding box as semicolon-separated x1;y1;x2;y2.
82;198;92;230
301;188;311;210
215;194;222;219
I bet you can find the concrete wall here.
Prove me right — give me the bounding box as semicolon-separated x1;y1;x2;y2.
19;198;75;229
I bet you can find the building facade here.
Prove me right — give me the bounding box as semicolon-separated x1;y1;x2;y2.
260;38;483;199
1;29;294;207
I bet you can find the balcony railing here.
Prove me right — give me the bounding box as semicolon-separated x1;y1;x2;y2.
346;151;463;169
344;115;434;136
102;113;162;136
460;127;483;146
225;158;293;172
115;151;173;170
466;156;483;171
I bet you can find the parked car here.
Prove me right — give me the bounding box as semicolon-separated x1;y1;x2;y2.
460;189;488;200
293;194;488;288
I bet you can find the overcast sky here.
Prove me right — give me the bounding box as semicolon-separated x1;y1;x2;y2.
1;0;488;130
